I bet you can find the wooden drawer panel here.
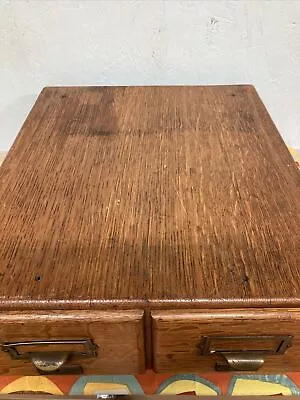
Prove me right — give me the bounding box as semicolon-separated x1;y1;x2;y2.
152;309;300;373
0;310;145;375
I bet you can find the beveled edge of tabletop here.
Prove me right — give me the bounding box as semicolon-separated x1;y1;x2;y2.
1;297;300;312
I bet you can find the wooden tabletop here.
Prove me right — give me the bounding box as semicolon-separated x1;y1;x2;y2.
0;85;299;310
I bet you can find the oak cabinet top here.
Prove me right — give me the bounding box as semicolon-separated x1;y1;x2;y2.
0;85;299;310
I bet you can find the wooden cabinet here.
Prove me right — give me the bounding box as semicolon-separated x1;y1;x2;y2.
0;86;299;374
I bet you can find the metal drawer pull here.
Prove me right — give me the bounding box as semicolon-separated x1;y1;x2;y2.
2;339;97;374
215;352;264;372
201;335;292;372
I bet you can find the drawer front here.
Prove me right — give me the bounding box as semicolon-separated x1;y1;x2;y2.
0;310;145;375
152;309;300;373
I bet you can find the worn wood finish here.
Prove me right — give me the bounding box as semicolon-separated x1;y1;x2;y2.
0;310;145;374
0;85;299;310
0;152;5;165
152;309;300;372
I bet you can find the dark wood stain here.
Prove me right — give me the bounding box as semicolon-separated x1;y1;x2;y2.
0;85;299;310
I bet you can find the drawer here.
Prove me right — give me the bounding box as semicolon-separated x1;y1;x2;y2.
152;309;300;373
0;310;145;375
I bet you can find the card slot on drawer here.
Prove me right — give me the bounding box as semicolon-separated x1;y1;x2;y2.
3;339;96;357
201;335;291;354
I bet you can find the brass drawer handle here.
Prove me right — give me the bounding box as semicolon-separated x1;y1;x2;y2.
201;335;292;372
215;352;264;372
2;339;97;374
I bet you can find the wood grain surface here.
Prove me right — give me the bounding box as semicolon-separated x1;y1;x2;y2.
0;153;6;165
0;310;145;374
152;309;300;373
0;85;299;310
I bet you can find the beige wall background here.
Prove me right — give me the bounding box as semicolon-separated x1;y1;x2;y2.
0;0;300;151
